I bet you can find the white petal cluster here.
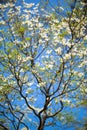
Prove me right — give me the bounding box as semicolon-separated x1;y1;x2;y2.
21;127;28;130
64;53;71;60
38;82;46;87
55;47;62;55
23;3;34;8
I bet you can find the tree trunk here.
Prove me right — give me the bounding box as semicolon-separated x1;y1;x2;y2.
37;116;46;130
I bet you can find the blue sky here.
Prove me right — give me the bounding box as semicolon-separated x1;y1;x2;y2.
26;0;40;4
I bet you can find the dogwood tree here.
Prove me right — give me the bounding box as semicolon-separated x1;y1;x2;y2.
0;0;87;130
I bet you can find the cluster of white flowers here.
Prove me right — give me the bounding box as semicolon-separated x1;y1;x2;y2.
0;20;6;25
27;82;34;86
0;37;3;42
46;50;52;54
38;82;46;87
21;127;28;130
55;47;62;55
0;86;3;91
62;98;71;104
23;2;34;8
78;61;87;68
64;53;71;60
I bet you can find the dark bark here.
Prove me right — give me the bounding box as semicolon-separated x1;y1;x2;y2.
0;0;8;3
0;124;9;130
0;0;16;4
37;116;46;130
